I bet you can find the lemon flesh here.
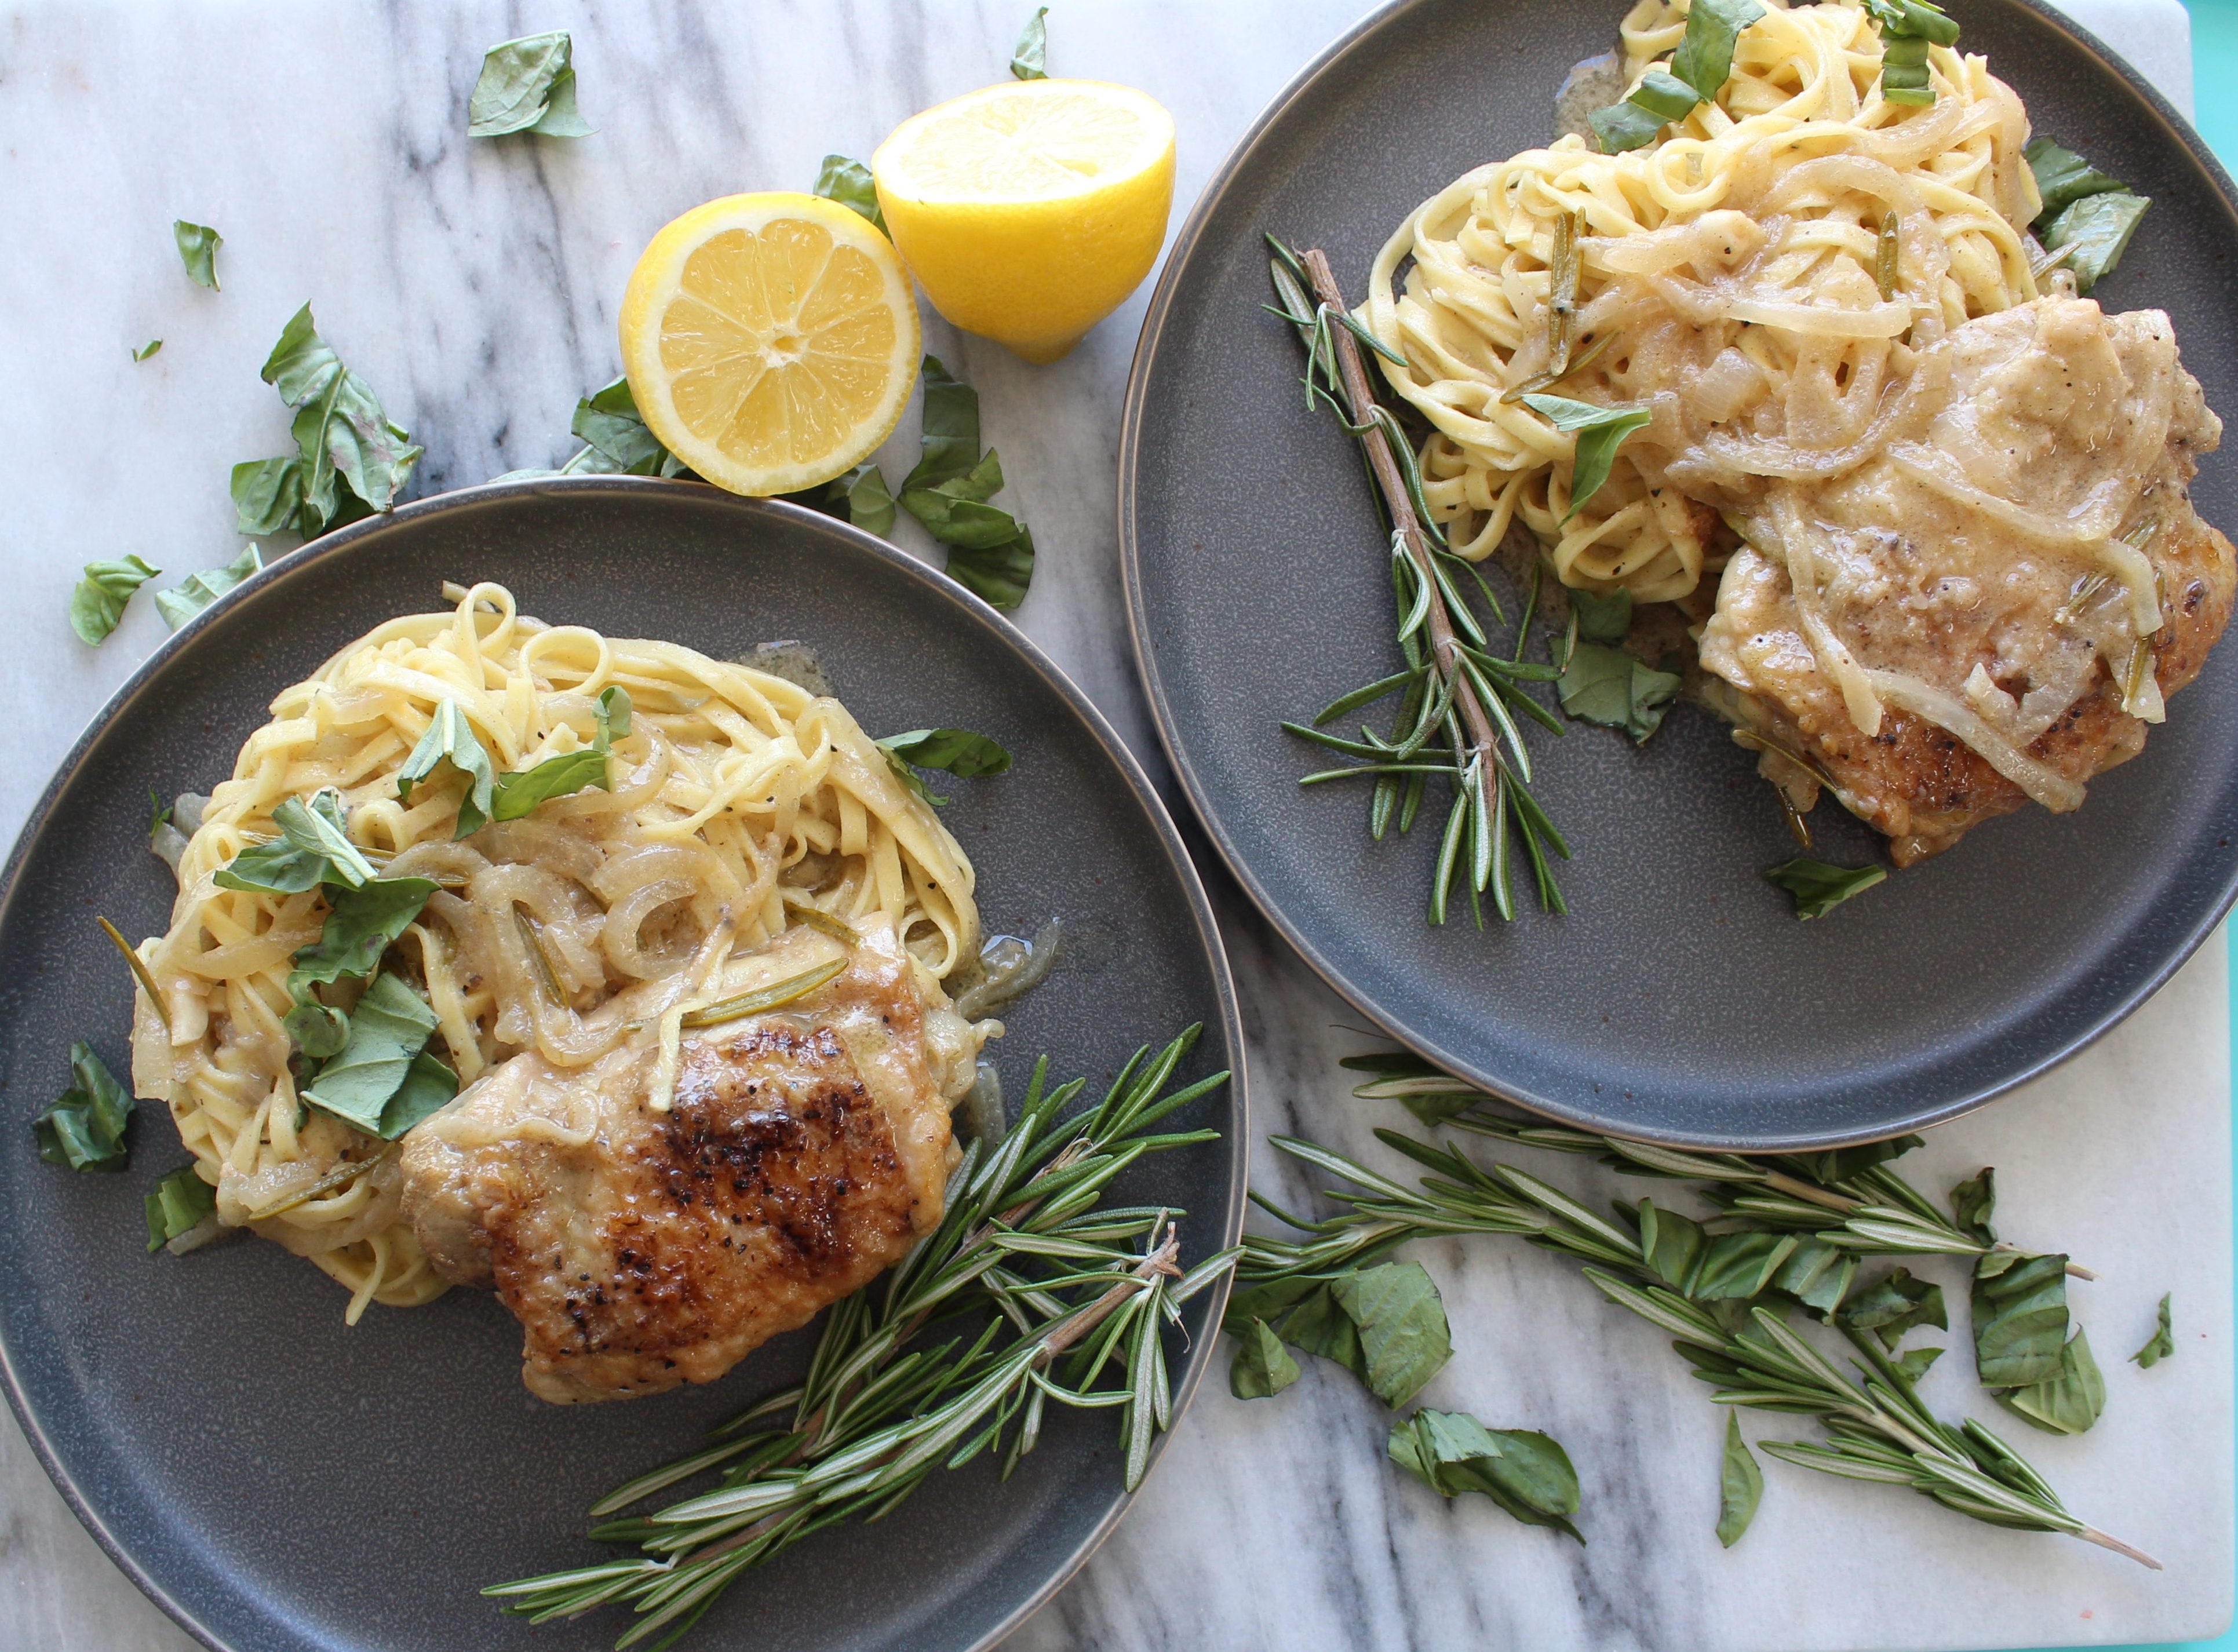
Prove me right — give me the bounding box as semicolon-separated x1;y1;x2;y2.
619;193;920;497
873;81;1176;364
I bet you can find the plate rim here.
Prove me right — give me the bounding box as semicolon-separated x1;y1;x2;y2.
0;475;1250;1652
1117;0;2238;1152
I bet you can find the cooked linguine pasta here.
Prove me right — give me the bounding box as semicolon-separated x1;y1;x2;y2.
129;584;985;1320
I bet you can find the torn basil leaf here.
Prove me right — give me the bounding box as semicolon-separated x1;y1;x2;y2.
1863;0;1960;105
1771;1237;1856;1317
1895;1344;1944;1380
899;356;1038;608
596;685;632;749
1569;587;1632;644
70;555;161;646
494;747;610;819
289;877;439;997
812;154;888;235
284;1000;350;1061
1388;1409;1584;1542
1229;1317;1301;1399
877;728;1014;808
468;31;594;138
173;220;222;290
1011;7;1049;79
216;790;375;894
1636;1199;1707;1289
1591;99;1670;155
945;524;1037;611
1716;1411;1762;1548
2131;1293;2174;1369
380;1049;461;1138
906;356;982;490
302;973;443;1136
132;339;163;363
1520;393;1652;520
1329;1262;1453;1407
1839;1266;1947;1347
155;545;263;631
398;701;499;838
793;461;896;538
571;377;682;475
1994;1325;2105;1436
1762;856;1886;920
2041;190;2150;295
35;1043;134;1171
1671;0;1765;98
234;305;422;540
2025;137;2128;220
1949;1166;1997;1243
1972;1250;2070;1388
1558;642;1679;743
144;1165;217;1252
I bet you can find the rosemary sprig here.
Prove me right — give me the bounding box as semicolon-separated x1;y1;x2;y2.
487;1029;1237;1651
1266;235;1570;924
1236;1066;2152;1566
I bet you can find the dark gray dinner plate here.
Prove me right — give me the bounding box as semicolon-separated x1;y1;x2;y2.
0;480;1244;1652
1122;0;2238;1149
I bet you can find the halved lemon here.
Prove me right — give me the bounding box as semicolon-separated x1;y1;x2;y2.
873;80;1176;364
618;192;920;496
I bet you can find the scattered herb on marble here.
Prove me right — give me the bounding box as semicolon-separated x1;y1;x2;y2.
1972;1249;2073;1388
1994;1326;2106;1436
231;304;423;542
2132;1293;2175;1369
2023;137;2149;293
1390;1409;1584;1541
901;355;1037;610
34;1043;134;1172
468;31;594;138
1716;1411;1762;1547
1011;7;1050;79
814;154;888;234
144;1165;220;1255
173;220;222;290
69;554;161;646
1591;0;1762;151
876;728;1014;808
487;1029;1236;1650
132;338;162;362
1267;234;1571;925
155;545;263;631
1763;856;1886;920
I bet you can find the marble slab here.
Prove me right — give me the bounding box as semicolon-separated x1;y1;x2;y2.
0;1;2225;1649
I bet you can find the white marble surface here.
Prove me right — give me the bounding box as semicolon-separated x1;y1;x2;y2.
0;1;2227;1649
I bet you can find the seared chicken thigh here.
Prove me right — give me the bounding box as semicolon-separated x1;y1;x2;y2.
400;921;961;1403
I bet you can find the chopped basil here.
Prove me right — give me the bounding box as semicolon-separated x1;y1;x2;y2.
1591;0;1763;152
1994;1325;2106;1436
289;877;439;997
70;555;162;646
132;338;163;363
812;154;888;235
2131;1292;2175;1369
1568;586;1632;644
34;1043;134;1172
1519;393;1652;520
301;972;453;1137
1226;1260;1452;1408
901;356;1036;609
1558;642;1679;742
493;747;610;818
173;220;222;290
876;727;1014;807
574;377;684;475
231;304;422;539
154;545;263;631
1011;7;1049;79
1762;856;1886;919
1228;1317;1301;1398
283;1000;350;1060
144;1165;217;1252
216;790;375;895
398;701;500;837
2024;138;2149;293
1839;1266;1947;1347
1388;1408;1584;1542
468;32;594;138
1863;0;1960;106
1972;1250;2071;1387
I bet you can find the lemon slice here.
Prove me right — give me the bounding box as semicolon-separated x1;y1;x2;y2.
618;192;920;496
873;80;1176;363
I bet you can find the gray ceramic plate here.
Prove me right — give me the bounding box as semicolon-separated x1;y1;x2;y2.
1122;0;2238;1150
0;479;1244;1652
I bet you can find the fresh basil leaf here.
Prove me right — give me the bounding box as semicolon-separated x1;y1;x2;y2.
1329;1261;1452;1406
835;464;897;537
1389;1409;1584;1541
1273;1282;1366;1381
1011;6;1049;78
155;545;263;631
468;32;595;138
1687;1231;1798;1301
1591;99;1669;155
2131;1292;2174;1369
1221;1274;1324;1330
1628;68;1703;123
216;789;374;894
879;728;1013;782
1522;394;1653;521
284;999;350;1060
380;1048;460;1137
812;155;888;236
572;377;673;473
34;1042;134;1172
1637;1199;1706;1289
1716;1410;1762;1547
1762;856;1886;920
173;220;221;290
1949;1166;1997;1243
1229;1317;1302;1399
1973;1250;2070;1388
70;555;161;646
398;701;498;838
1671;0;1765;100
289;877;438;997
144;1164;216;1252
1772;1237;1856;1317
491;747;610;820
132;338;163;363
946;524;1037;611
596;685;633;749
243;304;422;538
1569;587;1632;644
302;973;439;1136
1994;1326;2105;1436
1840;1266;1947;1347
1864;0;1959;104
905;355;982;493
1558;641;1680;743
2040;189;2149;295
1895;1344;1944;1381
231;457;304;537
2024;137;2130;221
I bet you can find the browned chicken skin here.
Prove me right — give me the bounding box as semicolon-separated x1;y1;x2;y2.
1698;298;2236;863
400;921;958;1403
